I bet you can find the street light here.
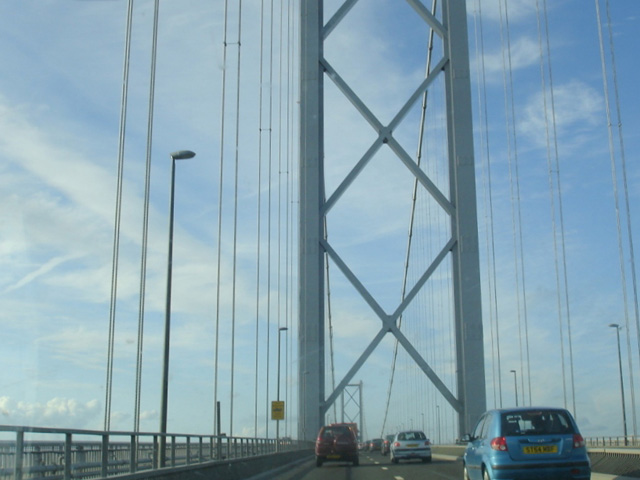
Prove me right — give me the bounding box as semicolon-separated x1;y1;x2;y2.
276;327;288;450
510;370;518;407
609;323;628;445
159;150;195;467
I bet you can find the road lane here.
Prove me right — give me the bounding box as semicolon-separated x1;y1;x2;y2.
263;452;462;480
257;451;634;480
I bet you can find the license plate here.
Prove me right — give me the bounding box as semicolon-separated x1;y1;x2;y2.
523;445;558;454
327;454;340;459
406;444;418;448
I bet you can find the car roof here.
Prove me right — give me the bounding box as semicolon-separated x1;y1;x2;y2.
486;406;571;414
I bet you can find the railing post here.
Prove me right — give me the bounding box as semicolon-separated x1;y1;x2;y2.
170;435;176;467
198;437;203;463
64;433;72;480
14;430;24;480
129;434;137;473
186;437;191;465
153;435;159;469
101;433;109;478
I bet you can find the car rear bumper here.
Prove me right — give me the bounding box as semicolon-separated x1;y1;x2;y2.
392;448;432;459
316;452;359;464
490;460;591;480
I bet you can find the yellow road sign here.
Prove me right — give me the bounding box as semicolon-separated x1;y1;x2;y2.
271;401;285;420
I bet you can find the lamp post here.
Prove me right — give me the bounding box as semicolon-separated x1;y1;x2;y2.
276;326;288;450
436;406;441;444
159;150;195;467
510;370;518;407
609;323;628;445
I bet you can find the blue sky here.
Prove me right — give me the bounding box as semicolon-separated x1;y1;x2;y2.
0;0;639;443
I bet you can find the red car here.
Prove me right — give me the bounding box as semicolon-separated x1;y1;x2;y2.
315;423;359;467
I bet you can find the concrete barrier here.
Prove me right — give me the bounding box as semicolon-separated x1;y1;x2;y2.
103;449;314;480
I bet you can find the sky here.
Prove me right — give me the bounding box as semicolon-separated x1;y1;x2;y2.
1;0;639;444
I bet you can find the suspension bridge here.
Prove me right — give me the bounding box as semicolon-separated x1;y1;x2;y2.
1;0;639;478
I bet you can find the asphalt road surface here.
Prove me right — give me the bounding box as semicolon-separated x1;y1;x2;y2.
263;453;462;480
258;452;629;480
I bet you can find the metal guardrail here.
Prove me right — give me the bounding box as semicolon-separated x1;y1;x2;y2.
586;436;640;448
0;425;305;480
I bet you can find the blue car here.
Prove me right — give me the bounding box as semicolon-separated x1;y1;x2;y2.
463;407;590;480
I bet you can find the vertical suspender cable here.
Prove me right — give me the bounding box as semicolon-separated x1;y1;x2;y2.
213;0;230;436
276;3;285;430
499;0;533;408
285;0;296;437
325;217;337;423
472;0;502;409
507;0;533;408
595;0;638;436
380;0;437;436
264;0;275;439
253;0;266;439
537;0;575;414
134;0;159;432
603;0;639;438
105;0;134;431
228;0;243;440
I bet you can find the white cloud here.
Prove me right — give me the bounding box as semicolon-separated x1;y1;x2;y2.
519;80;604;148
0;397;101;429
473;35;541;82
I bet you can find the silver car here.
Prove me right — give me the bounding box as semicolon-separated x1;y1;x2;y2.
390;430;432;463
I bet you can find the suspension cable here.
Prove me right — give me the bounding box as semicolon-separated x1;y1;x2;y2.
134;0;159;432
381;0;437;437
228;0;243;439
264;0;275;439
536;0;575;414
285;0;296;438
104;0;134;431
595;0;638;436
603;0;639;439
472;0;502;409
213;0;231;436
325;216;337;423
253;0;267;440
499;0;533;408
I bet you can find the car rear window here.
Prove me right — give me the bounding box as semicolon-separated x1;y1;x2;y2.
501;410;575;436
321;426;352;438
397;431;426;441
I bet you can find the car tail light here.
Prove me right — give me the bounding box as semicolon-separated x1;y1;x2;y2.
490;437;508;451
573;434;585;448
424;440;431;446
394;441;401;447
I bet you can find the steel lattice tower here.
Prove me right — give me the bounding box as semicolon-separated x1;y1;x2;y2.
299;0;486;441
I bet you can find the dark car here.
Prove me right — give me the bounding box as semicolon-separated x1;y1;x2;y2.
369;438;383;452
381;434;395;455
463;407;590;480
315;423;359;467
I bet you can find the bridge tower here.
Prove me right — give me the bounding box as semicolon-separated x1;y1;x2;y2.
299;0;486;441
